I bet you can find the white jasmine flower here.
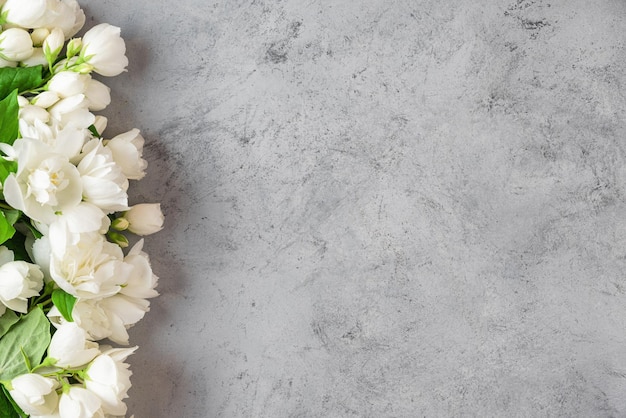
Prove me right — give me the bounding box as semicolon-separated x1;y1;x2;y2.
40;0;85;39
61;0;86;38
58;386;104;418
105;129;147;180
77;139;128;213
34;231;130;299
0;28;34;61
80;24;128;76
48;322;99;368
1;0;47;28
9;373;59;416
123;204;164;236
3;138;82;224
85;347;136;416
0;257;44;314
18;118;86;159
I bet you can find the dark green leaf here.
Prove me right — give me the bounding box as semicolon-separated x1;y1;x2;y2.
0;308;51;381
0;310;18;340
24;221;42;240
0;386;26;418
88;124;101;138
0;387;21;418
3;233;30;263
0;90;19;145
0;211;15;246
51;289;76;322
0;66;43;98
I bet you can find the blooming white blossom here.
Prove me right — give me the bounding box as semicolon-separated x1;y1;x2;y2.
0;251;44;314
80;24;128;76
85;347;135;415
47;322;100;368
123;204;164;236
1;0;47;28
2;138;83;224
34;230;130;299
21;121;86;160
77;139;129;212
0;28;34;61
105;129;147;180
8;373;59;416
58;386;104;418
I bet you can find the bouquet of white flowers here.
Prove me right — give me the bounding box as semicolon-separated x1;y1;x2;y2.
0;1;163;417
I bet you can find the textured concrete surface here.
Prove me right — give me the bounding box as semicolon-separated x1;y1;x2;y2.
82;0;626;416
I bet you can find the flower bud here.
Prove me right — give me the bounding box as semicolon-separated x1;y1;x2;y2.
66;38;82;58
0;28;33;61
43;28;64;62
123;204;164;236
111;217;129;231
108;231;129;248
30;28;49;46
81;24;128;76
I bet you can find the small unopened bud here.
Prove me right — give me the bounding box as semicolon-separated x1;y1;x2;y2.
107;231;129;248
111;217;129;231
43;28;64;63
66;38;82;58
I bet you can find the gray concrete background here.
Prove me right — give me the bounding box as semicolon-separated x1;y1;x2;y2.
82;0;626;416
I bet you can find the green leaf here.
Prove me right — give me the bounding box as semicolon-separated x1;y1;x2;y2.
0;387;21;418
0;211;15;246
0;310;18;340
88;124;101;138
0;386;26;418
0;66;43;98
0;90;19;145
0;308;51;381
1;209;19;227
51;289;76;322
0;157;16;184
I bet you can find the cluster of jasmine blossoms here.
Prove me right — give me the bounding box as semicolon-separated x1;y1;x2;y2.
0;1;164;417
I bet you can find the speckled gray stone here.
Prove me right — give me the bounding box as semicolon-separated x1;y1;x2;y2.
81;0;626;416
